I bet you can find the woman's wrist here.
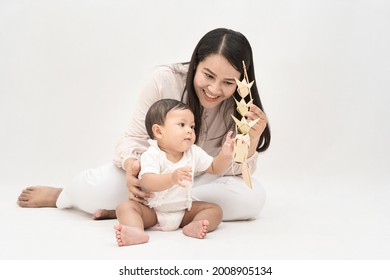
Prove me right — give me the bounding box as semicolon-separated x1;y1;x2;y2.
123;157;137;172
123;150;142;171
248;135;260;157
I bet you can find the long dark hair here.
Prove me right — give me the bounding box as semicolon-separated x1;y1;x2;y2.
182;28;271;152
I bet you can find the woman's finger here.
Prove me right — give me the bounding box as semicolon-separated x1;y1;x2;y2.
129;186;149;204
131;160;140;176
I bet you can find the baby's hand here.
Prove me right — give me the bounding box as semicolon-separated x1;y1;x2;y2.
171;166;192;187
221;131;235;157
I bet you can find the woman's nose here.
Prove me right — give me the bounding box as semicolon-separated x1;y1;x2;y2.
208;82;222;94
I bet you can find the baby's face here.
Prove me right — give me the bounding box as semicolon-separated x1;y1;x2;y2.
158;108;196;152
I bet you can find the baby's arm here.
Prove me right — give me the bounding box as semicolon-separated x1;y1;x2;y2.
140;166;193;192
206;131;234;175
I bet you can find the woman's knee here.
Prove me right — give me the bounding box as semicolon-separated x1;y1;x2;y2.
223;179;266;220
242;181;266;218
68;163;127;209
191;176;266;220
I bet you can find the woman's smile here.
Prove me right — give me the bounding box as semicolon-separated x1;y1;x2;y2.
194;54;240;109
203;89;220;101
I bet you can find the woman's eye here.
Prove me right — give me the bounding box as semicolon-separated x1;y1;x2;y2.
204;73;213;79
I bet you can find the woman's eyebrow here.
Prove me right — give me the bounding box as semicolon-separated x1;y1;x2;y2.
204;67;236;82
203;67;215;75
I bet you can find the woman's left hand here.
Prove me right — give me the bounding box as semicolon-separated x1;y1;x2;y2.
221;130;235;157
245;104;268;140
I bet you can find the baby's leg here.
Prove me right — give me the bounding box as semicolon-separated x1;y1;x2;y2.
182;220;209;239
114;200;157;246
114;224;149;246
180;201;223;239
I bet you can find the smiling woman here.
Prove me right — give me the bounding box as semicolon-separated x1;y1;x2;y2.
194;54;240;108
17;28;271;223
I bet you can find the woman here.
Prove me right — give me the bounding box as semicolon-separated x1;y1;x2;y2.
17;28;271;221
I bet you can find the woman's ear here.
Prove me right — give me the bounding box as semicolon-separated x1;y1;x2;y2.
152;124;163;139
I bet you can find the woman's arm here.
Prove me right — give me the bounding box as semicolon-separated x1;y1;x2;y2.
113;65;187;170
112;65;187;203
113;75;162;170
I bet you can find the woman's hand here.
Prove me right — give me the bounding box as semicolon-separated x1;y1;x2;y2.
124;158;153;204
243;104;268;157
221;131;235;157
246;104;268;140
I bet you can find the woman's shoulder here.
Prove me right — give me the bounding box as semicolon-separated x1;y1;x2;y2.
149;63;188;97
153;63;189;79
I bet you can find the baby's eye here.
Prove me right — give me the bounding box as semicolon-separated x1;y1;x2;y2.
190;125;195;130
178;123;185;127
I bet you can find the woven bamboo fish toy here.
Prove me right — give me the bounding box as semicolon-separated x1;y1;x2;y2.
231;62;259;188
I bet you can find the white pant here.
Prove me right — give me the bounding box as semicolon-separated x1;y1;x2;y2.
57;162;266;221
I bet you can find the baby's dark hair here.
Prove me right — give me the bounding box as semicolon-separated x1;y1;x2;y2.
145;99;192;139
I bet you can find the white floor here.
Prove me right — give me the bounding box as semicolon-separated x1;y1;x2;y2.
1;174;389;260
0;2;389;279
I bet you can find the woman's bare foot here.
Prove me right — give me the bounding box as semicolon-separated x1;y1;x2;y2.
114;224;149;246
93;209;117;220
182;219;209;239
17;186;62;208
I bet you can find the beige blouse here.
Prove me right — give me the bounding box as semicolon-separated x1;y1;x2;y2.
113;63;259;175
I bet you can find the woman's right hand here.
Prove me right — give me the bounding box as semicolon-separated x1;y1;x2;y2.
124;158;153;204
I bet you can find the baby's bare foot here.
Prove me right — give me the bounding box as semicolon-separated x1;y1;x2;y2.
114;224;149;246
93;209;117;220
182;220;209;239
17;186;62;208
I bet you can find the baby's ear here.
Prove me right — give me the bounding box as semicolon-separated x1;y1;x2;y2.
152;124;163;139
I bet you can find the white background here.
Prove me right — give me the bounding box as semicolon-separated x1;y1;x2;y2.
1;0;389;189
0;0;389;272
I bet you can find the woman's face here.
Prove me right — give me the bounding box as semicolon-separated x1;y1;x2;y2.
193;54;241;109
